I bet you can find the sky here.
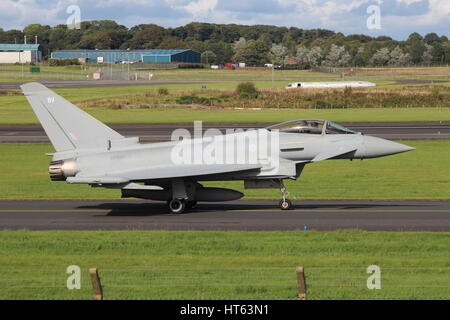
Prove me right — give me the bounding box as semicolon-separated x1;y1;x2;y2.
1;0;449;40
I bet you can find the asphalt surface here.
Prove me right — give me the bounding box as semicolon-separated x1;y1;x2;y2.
1;122;449;142
0;200;449;231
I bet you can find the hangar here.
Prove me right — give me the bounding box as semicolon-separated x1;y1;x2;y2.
0;44;42;63
51;49;201;64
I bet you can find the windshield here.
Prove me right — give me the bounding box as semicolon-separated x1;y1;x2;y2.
267;119;325;134
325;121;357;134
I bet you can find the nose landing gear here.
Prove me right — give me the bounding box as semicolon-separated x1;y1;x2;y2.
279;180;293;210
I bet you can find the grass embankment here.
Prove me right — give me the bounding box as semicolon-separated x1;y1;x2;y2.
1;84;450;124
0;141;448;200
81;85;450;109
0;230;448;300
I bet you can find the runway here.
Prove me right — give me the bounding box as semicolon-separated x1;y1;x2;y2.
0;200;449;231
1;122;449;142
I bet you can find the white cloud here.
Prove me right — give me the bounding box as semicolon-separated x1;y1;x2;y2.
0;0;449;39
166;0;218;20
396;0;423;5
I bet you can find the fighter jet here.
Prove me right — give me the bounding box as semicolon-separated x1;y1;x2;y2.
21;82;415;213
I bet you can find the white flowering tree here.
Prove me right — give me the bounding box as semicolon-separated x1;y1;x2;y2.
323;44;351;67
389;46;411;66
268;44;288;64
370;48;390;66
295;46;323;67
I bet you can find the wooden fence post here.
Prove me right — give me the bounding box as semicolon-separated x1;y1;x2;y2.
89;268;103;300
296;266;307;300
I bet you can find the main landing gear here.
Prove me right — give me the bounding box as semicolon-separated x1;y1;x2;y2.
279;180;293;210
167;199;186;214
167;199;197;214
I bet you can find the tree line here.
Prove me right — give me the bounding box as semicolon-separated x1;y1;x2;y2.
0;20;449;67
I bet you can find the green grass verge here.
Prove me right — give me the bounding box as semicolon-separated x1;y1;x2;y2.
1;89;450;124
0;230;448;300
1;81;450;124
1;141;449;200
0;65;88;74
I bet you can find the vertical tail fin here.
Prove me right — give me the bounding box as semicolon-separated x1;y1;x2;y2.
21;82;123;152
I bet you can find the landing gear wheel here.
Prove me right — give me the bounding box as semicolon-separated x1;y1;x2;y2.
278;179;293;210
186;201;197;209
279;199;292;210
168;199;186;214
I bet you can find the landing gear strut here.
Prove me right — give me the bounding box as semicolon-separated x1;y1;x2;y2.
279;180;293;210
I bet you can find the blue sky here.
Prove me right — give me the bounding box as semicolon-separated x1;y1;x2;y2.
2;0;449;40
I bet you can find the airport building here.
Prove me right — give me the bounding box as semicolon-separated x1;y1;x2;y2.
0;44;42;63
51;49;201;64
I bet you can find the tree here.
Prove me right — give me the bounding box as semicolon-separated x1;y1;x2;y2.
295;46;323;68
78;32;113;49
431;42;447;64
127;24;167;49
389;46;410;66
409;40;426;64
370;48;390;66
268;44;288;64
424;33;440;45
353;47;368;66
203;41;234;65
323;44;351;67
233;39;269;65
407;32;423;43
233;37;246;53
157;37;188;49
202;50;217;64
422;44;433;65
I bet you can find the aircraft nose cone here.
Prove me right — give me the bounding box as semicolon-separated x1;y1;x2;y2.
363;136;415;158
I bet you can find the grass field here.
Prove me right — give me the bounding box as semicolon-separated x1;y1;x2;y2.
1;84;450;124
0;64;88;74
126;67;450;82
0;140;449;200
1;68;450;124
0;229;448;300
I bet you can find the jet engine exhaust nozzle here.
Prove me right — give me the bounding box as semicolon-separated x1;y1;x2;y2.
49;159;78;181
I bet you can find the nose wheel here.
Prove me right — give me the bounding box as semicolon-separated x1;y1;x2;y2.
279;199;292;210
279;180;293;210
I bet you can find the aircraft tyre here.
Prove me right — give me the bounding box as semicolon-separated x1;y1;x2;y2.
279;199;293;210
168;199;186;214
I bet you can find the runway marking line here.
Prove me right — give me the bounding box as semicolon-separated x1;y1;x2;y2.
227;209;450;214
0;209;109;213
0;209;449;214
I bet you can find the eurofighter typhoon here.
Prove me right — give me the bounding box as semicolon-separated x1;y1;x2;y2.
21;83;415;213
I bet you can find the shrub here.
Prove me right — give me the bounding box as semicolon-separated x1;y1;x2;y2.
48;58;80;66
343;86;353;96
178;63;204;69
158;88;169;95
176;95;221;105
236;82;259;99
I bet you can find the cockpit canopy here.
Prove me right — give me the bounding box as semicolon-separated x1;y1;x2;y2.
266;119;358;135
